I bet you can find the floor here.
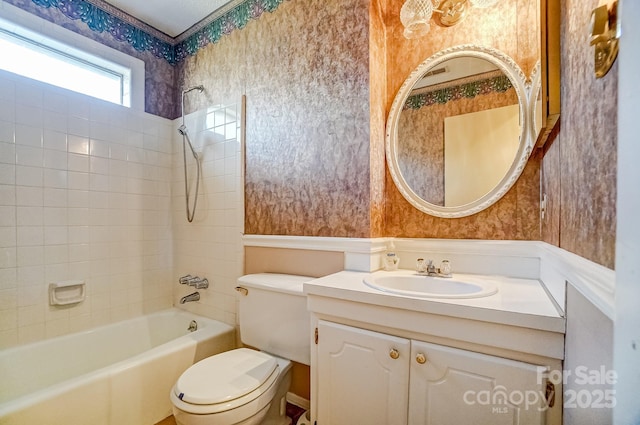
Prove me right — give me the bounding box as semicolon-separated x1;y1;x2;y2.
155;402;307;425
155;417;176;425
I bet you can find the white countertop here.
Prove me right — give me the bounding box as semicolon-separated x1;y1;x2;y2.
304;269;565;333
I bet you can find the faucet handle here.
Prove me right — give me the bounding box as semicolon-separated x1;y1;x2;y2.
179;275;193;284
439;260;452;276
191;278;209;289
416;258;426;273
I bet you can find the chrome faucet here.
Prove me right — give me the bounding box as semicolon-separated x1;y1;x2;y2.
180;291;200;304
426;260;437;275
416;258;452;278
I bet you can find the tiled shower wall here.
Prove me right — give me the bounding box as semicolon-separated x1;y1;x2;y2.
171;101;243;326
0;70;174;349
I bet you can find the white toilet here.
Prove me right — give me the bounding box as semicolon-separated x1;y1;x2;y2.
170;273;312;425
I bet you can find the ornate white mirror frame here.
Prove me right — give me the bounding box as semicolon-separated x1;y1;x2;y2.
386;44;534;218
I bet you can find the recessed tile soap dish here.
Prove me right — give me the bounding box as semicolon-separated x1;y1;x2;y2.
49;280;86;306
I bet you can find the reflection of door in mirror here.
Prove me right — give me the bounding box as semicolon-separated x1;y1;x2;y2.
444;104;520;206
396;57;520;207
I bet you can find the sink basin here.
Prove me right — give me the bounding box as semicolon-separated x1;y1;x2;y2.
363;272;498;299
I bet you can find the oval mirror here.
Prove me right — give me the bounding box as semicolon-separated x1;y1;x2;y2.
386;45;533;218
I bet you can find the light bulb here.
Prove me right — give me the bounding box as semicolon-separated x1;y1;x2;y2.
400;0;434;39
468;0;499;8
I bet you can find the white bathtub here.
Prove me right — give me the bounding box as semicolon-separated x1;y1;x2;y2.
0;308;236;425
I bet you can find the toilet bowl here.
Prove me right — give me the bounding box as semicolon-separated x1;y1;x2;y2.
170;273;312;425
170;348;292;425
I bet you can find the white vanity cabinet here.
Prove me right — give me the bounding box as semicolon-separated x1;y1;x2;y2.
317;320;551;425
317;321;410;424
408;339;548;425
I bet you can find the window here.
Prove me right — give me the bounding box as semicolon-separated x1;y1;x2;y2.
0;8;144;109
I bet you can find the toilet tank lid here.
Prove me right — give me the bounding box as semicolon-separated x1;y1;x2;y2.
237;273;314;295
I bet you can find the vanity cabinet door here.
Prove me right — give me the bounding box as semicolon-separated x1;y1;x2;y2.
317;320;410;425
408;340;547;425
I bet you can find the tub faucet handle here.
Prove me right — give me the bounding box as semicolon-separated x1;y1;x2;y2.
179;275;193;284
191;278;208;289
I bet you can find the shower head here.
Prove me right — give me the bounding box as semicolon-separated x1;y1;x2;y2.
182;85;204;95
177;124;188;136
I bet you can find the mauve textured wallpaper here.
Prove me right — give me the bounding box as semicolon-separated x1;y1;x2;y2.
540;0;617;269
179;0;373;237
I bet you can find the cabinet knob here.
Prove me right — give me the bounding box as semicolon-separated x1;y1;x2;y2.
389;348;400;359
416;353;427;364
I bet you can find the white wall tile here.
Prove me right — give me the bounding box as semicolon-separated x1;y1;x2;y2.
43;130;67;152
15;145;42;167
43;90;68;114
0;227;16;247
17;246;43;267
67;135;89;155
0;121;15;145
16;266;44;288
0;205;16;227
16;166;43;187
15;83;42;108
1;90;175;348
44;149;67;170
44;226;68;245
0;103;14;125
43;109;67;133
17;226;43;246
16;186;42;206
15;104;42;127
43;188;67;207
67;190;89;208
16;206;42;226
0;247;16;269
43;169;67;189
67;153;89;172
44;245;68;265
171;102;242;326
89;139;109;158
68;116;89;137
14;124;42;147
0;163;15;185
0;142;15;164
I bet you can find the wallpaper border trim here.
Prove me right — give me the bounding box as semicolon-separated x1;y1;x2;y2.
404;74;514;110
24;0;287;64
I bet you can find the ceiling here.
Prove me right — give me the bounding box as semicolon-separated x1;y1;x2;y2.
104;0;234;38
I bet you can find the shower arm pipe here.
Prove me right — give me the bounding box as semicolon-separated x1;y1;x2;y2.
181;85;205;126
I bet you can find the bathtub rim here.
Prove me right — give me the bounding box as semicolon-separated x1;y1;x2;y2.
0;308;236;418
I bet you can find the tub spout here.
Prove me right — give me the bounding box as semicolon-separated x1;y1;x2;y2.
180;291;200;304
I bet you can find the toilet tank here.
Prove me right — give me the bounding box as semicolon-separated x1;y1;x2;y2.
237;273;313;366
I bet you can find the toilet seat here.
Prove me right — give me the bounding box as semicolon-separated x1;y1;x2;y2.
171;348;280;416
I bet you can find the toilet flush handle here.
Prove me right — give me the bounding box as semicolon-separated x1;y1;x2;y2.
235;286;248;296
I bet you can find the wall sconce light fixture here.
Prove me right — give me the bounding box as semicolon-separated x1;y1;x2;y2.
590;1;619;78
400;0;498;39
